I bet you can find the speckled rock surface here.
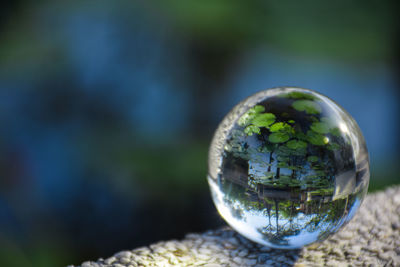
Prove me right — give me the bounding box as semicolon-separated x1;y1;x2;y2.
73;186;400;267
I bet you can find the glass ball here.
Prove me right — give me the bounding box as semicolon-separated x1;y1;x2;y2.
208;87;369;249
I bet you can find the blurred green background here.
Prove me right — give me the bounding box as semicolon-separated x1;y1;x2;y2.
0;0;399;266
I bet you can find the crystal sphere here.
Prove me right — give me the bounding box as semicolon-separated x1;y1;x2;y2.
208;87;369;249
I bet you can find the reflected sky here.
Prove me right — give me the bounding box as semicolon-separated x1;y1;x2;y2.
208;177;355;249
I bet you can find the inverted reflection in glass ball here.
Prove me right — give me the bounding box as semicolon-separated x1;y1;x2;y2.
208;87;369;249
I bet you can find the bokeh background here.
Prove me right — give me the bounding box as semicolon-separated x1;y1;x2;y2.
0;1;399;266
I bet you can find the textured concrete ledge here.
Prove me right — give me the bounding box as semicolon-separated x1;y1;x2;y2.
73;186;400;267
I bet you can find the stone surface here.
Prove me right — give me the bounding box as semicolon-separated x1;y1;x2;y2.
72;186;400;267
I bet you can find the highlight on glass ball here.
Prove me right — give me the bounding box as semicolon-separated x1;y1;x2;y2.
208;87;370;249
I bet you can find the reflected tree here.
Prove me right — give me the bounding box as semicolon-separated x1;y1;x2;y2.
220;92;358;244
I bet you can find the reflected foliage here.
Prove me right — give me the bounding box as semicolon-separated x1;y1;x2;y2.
210;88;368;248
225;91;353;193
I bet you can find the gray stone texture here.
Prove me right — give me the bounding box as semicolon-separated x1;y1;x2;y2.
72;186;400;266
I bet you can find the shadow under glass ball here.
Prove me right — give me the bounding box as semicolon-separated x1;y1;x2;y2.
208;87;369;249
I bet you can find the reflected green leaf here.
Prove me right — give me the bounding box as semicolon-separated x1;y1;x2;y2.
269;122;293;133
244;125;260;136
277;145;292;155
238;105;265;126
286;139;307;149
292;100;321;114
287;166;300;170
320;117;334;126
280;91;316;100
292;148;307;156
263;172;275;179
252;113;276;127
253;105;265;113
278;162;289;168
307;130;328;146
269;132;290;143
295;131;307;141
327;142;341;150
310;122;330;134
330;127;341;137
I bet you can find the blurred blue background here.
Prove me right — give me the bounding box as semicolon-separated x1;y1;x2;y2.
0;1;399;266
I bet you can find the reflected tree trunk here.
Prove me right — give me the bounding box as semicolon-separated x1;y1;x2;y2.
264;199;272;227
267;151;273;172
275;199;279;233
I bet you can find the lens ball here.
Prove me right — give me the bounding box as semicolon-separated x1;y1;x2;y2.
208;87;369;249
